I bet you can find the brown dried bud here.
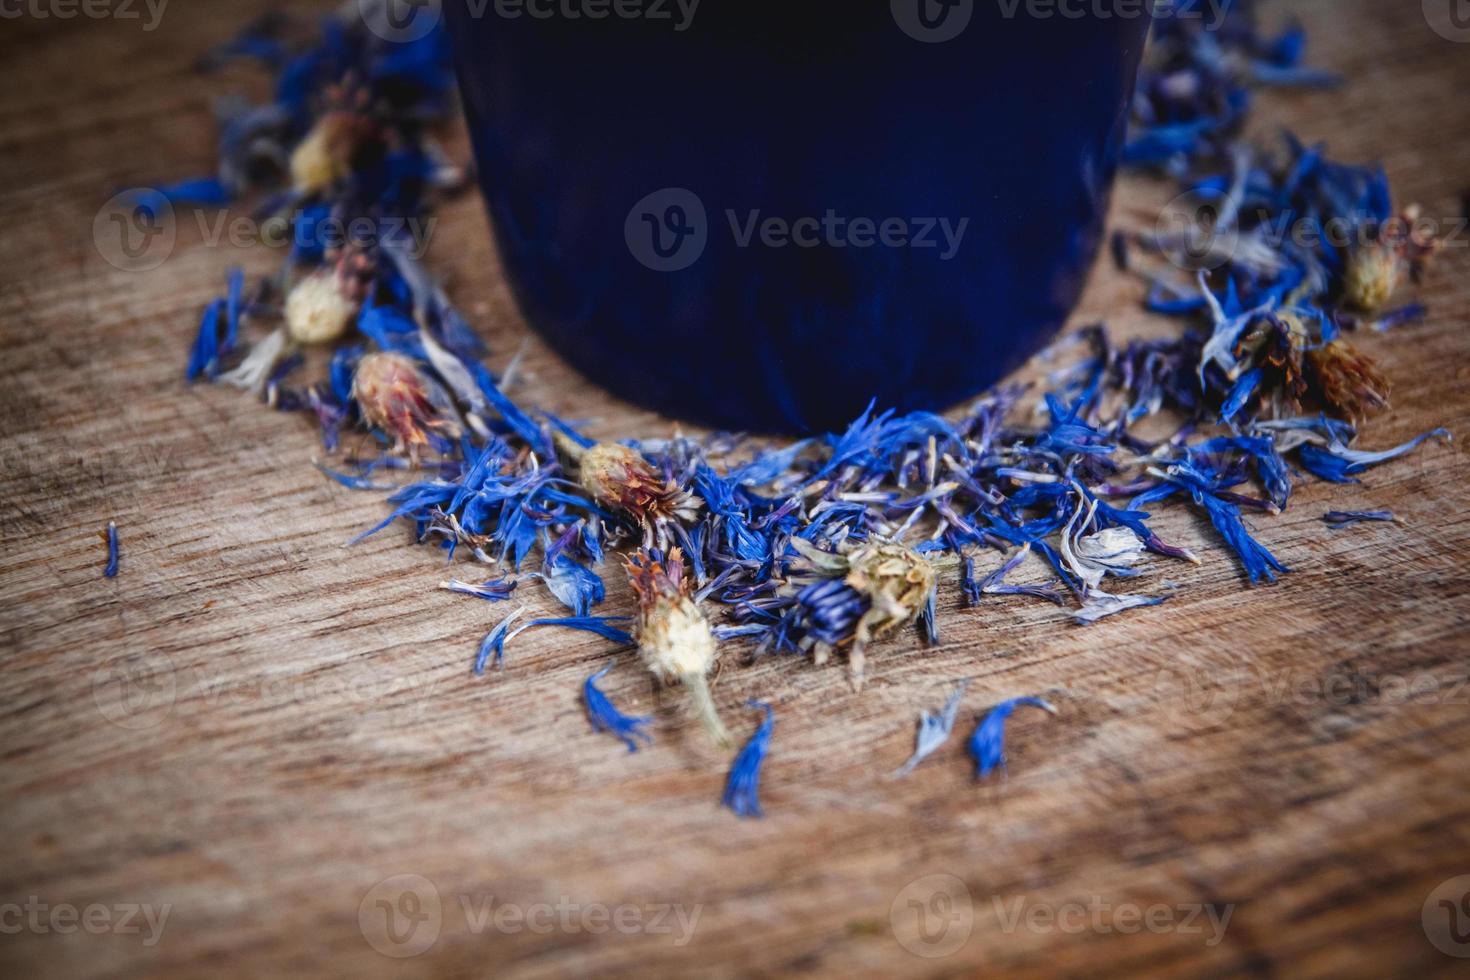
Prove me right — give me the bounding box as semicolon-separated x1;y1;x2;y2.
352;352;457;462
785;539;936;691
844;541;935;684
576;442;699;528
1238;313;1309;408
1306;339;1390;421
1344;242;1405;313
1344;205;1443;312
285;268;359;345
626;548;728;747
290;110;373;195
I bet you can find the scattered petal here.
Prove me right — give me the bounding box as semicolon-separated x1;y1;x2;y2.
583;666;653;752
102;522;120;579
723;702;774;819
970;697;1057;780
893;681;969;778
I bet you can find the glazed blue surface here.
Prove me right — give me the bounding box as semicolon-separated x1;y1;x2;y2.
445;2;1150;432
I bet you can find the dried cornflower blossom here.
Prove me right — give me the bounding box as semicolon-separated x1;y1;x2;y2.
1344;242;1404;313
352;352;458;463
219;254;370;394
791;538;937;691
1236;312;1309;408
843;541;938;689
290;108;375;196
1344;206;1443;312
1393;205;1444;278
1306;339;1390;421
626;548;729;747
559;436;699;539
285;267;361;345
1223;309;1392;423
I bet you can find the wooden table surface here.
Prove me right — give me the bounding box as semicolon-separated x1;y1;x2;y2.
3;1;1470;976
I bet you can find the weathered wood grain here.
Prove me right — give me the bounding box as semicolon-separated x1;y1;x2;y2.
1;1;1469;977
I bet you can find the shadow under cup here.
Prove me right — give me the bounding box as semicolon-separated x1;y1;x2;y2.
445;1;1151;433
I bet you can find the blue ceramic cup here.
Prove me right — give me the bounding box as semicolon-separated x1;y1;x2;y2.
445;1;1151;432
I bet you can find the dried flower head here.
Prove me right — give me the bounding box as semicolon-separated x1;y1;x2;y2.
1306;339;1390;421
1398;205;1444;275
789;538;936;691
1344;242;1404;313
842;540;937;690
290;109;374;196
351;352;457;462
625;548;729;747
1344;206;1443;312
285;267;360;345
1236;312;1309;407
568;439;699;532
